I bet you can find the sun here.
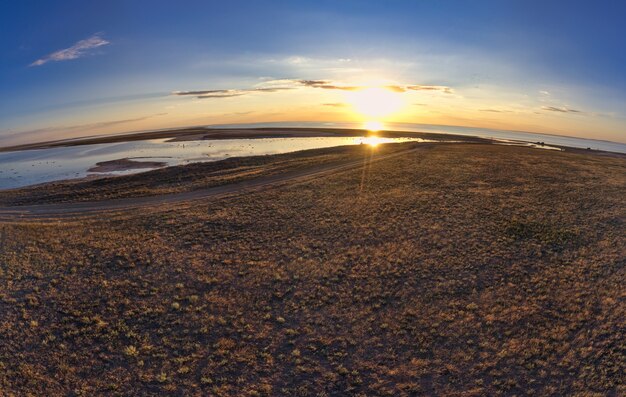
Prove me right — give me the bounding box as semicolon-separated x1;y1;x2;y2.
344;86;405;133
345;86;405;118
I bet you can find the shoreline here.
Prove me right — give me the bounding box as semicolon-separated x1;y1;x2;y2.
1;141;625;208
1;137;625;195
1;126;625;156
87;158;168;173
0;127;550;151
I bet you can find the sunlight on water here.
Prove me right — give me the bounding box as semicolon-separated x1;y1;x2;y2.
357;136;395;147
0;136;425;189
207;122;626;153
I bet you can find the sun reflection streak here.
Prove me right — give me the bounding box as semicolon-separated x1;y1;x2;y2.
360;136;385;147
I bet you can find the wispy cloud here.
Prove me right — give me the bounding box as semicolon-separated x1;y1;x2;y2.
298;80;360;91
289;80;453;93
541;106;583;114
30;33;110;67
173;87;294;99
403;85;454;94
479;108;512;113
173;79;453;99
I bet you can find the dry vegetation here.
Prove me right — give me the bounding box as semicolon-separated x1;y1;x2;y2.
0;143;624;396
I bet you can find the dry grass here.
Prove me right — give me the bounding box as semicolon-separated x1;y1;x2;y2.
0;143;624;396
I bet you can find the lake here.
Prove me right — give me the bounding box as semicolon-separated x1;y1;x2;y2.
2;122;624;190
0;136;423;189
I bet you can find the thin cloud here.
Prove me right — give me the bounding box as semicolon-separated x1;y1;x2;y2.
174;90;230;96
385;85;407;93
323;103;347;107
542;106;583;114
298;80;359;91
30;33;110;67
175;89;245;98
197;93;247;98
480;108;512;113
173;87;294;99
383;84;453;93
405;85;454;94
174;79;453;100
299;81;453;93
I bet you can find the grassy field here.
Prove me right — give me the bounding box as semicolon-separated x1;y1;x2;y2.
0;143;624;396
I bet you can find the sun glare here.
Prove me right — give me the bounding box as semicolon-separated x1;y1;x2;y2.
360;136;386;147
364;120;383;131
346;86;405;118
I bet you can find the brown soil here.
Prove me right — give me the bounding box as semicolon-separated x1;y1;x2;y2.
88;158;167;173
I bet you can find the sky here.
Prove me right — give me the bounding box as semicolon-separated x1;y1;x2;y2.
1;0;625;146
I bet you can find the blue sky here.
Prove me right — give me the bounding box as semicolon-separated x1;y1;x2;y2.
1;0;625;145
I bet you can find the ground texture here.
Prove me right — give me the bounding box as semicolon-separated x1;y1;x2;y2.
0;143;624;396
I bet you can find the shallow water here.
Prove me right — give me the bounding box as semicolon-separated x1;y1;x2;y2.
0;136;422;189
208;121;626;154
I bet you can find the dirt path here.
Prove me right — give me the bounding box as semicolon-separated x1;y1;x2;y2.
0;146;424;221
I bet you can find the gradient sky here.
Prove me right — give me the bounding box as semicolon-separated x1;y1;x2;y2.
1;0;625;146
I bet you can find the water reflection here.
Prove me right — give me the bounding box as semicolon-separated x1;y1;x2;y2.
0;136;424;189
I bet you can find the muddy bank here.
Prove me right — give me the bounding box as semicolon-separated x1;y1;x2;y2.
88;158;167;173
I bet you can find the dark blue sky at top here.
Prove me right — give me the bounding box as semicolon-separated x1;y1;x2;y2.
1;0;625;135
